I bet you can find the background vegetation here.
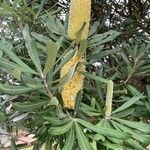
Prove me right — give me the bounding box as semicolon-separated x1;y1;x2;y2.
0;0;150;149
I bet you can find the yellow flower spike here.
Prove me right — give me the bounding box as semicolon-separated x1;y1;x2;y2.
61;0;91;108
61;52;85;108
67;0;91;40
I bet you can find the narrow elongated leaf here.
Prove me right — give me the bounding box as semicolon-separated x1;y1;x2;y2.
125;84;142;96
93;134;105;142
112;94;143;114
74;91;82;117
59;64;77;88
12;0;22;8
111;120;150;144
12;101;49;111
91;48;120;61
23;25;42;74
44;117;70;126
10;138;17;150
31;32;49;43
0;49;3;58
0;84;41;95
0;111;5;123
45;135;52;150
146;85;150;98
43;40;59;75
62;128;75;150
101;141;123;150
76;119;131;139
83;72;108;83
1;59;29;74
112;108;135;118
0;41;37;74
125;139;145;150
75;122;92;150
112;117;150;134
52;50;75;75
88;30;120;47
49;121;73;135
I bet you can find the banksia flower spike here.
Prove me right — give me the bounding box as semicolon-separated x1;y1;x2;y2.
67;0;91;40
61;52;85;108
61;0;91;108
105;80;114;118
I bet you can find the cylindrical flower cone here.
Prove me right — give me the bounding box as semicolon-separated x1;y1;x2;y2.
61;0;91;108
67;0;91;40
61;53;85;108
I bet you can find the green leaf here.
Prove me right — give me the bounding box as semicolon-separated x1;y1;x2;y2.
146;85;150;98
62;128;75;150
23;25;42;74
31;32;49;43
78;40;87;55
0;111;5;123
89;30;120;47
12;0;22;9
112;94;143;114
49;121;73;135
93;134;105;142
0;49;3;58
49;97;59;106
12;100;49;111
75;122;92;150
58;64;77;88
125;84;142;96
1;58;32;74
10;138;17;150
45;135;52;150
0;41;37;74
44;117;71;126
52;49;76;76
112;108;135;118
90;48;120;61
0;84;42;95
76;119;131;139
111;120;150;144
74;91;82;117
125;139;145;150
43;40;59;75
12;69;21;80
112;118;150;134
42;15;66;36
2;0;11;11
83;72;108;83
100;141;123;150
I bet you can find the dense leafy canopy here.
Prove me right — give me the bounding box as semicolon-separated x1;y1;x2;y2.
0;0;150;149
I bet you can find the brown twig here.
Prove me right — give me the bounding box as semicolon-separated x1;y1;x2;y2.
41;73;53;99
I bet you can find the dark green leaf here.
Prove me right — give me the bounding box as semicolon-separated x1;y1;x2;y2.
23;25;42;74
112;94;143;114
75;122;92;150
0;84;42;95
76;118;131;139
43;40;59;75
12;100;49;111
112;117;150;134
88;30;120;47
10;138;17;150
112;108;135;118
0;41;37;74
62;127;75;150
100;141;123;150
44;117;71;126
83;72;108;83
49;121;73;135
0;111;5;123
